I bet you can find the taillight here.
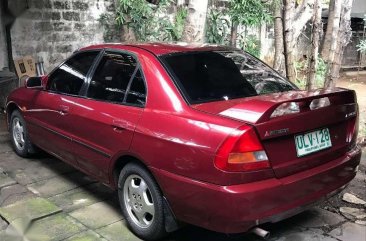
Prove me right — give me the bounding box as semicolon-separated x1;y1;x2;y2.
346;116;358;149
214;126;270;172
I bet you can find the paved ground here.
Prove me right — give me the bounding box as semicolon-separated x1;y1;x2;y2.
338;72;366;138
0;113;365;241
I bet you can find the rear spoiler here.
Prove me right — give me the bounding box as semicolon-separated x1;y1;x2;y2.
220;88;357;124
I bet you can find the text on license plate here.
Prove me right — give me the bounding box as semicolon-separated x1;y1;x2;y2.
295;128;332;157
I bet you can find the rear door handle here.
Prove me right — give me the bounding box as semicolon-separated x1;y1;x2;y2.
59;105;69;115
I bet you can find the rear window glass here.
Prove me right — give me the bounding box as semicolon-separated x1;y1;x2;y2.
161;51;297;104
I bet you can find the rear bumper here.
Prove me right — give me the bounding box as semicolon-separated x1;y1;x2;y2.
152;146;362;234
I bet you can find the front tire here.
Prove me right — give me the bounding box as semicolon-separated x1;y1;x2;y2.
10;110;37;157
118;163;167;241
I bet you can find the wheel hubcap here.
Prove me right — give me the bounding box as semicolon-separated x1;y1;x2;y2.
123;174;155;228
12;118;25;151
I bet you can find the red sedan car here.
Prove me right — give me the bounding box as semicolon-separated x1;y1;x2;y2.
6;43;361;240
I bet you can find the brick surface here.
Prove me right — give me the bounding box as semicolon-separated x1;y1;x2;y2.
0;169;16;189
0;230;17;241
63;11;81;21
65;230;108;241
69;201;123;229
271;230;339;241
54;1;72;10
48;182;114;213
329;222;366;241
27;172;95;198
0;135;12;154
95;221;142;241
72;1;89;11
0;184;35;207
293;208;346;229
0;197;61;222
9;160;76;185
0;216;7;231
26;213;87;241
10;0;114;72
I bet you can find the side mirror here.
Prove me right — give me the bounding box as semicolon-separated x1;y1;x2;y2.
25;76;44;89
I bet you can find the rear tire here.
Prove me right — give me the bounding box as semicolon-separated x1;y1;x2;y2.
118;163;167;241
10;110;37;157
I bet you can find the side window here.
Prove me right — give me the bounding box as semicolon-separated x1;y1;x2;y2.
87;52;137;103
48;51;99;95
126;69;146;107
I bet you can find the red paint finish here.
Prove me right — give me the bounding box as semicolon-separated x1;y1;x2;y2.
62;96;143;182
152;146;360;233
6;43;362;234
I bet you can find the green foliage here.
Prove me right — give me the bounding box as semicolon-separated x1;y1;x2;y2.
206;8;230;44
115;0;167;41
105;0;187;42
116;0;152;28
238;34;261;57
228;0;272;27
166;7;188;41
357;40;366;53
316;57;327;84
294;56;327;89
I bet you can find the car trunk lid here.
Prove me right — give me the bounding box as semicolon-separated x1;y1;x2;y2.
192;88;358;178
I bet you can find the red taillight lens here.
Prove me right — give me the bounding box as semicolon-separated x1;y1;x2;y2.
214;126;270;172
346;116;359;149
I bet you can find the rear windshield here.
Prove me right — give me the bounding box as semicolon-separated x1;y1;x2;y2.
161;51;297;104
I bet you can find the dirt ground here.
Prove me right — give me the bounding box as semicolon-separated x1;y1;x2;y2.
315;71;366;217
337;71;366;141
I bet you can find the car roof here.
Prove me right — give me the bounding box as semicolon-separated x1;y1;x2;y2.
79;42;236;56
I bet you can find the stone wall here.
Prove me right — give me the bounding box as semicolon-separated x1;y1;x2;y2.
10;0;115;73
352;0;366;18
0;3;8;70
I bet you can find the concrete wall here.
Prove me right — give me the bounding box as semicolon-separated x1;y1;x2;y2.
10;0;115;73
0;3;8;70
352;0;366;18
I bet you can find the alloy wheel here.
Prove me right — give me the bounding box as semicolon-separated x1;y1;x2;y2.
12;117;25;151
123;174;155;228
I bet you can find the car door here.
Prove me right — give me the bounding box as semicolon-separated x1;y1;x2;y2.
68;51;146;181
26;50;100;165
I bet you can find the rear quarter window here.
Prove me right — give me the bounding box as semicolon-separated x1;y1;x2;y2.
161;51;297;104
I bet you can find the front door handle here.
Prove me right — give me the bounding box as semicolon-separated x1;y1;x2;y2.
112;119;127;133
59;105;69;115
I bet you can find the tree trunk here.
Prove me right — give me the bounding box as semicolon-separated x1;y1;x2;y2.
260;24;266;59
321;0;336;59
282;0;315;83
230;22;238;47
273;1;285;74
283;0;296;82
306;0;322;90
181;0;209;43
322;0;344;63
324;0;353;88
292;0;315;40
121;25;136;42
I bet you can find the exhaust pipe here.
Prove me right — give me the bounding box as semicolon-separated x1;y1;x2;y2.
252;227;270;239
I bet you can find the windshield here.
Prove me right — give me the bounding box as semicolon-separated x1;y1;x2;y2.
161;51;297;104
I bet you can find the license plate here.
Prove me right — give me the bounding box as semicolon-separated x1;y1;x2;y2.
295;128;332;157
